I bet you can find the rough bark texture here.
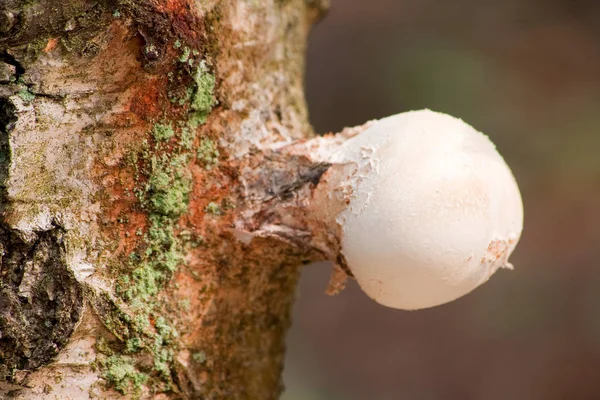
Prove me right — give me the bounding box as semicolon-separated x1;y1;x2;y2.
0;0;330;398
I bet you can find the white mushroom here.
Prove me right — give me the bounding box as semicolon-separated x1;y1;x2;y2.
322;109;523;310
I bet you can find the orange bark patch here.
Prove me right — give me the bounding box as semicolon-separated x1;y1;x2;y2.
129;77;164;120
98;158;150;258
154;0;191;17
43;38;59;53
187;164;233;225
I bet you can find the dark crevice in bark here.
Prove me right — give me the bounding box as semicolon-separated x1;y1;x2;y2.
0;52;23;79
0;98;16;135
0;96;14;213
0;224;84;381
247;153;331;202
0;0;116;47
274;160;330;200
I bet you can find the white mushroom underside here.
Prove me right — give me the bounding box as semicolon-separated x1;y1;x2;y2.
335;110;523;310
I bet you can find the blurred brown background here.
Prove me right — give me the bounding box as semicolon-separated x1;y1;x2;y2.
282;1;600;399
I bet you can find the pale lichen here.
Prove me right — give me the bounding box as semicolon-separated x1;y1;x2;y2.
104;121;196;393
99;355;149;395
151;123;175;142
197;138;219;169
189;61;216;128
17;87;35;103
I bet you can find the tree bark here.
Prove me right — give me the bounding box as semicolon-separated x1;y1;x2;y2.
0;0;330;398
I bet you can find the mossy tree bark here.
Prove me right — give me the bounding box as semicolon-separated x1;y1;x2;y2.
0;1;330;398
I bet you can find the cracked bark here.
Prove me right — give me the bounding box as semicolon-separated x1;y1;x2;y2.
0;0;334;399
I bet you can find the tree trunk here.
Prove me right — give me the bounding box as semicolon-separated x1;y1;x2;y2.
0;1;330;398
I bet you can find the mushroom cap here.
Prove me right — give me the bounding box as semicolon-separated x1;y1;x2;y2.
334;110;523;310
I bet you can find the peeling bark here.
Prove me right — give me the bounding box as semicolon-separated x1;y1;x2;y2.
0;0;334;399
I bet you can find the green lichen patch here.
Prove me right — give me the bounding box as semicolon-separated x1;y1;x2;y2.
17;87;35;103
100;120;202;394
118;261;163;306
126;337;143;353
98;35;218;395
165;38;217;126
151;184;190;217
95;299;181;394
148;166;191;216
197;138;219;169
189;61;216;128
152;123;175;142
117;153;190;304
179;125;194;150
152;316;178;378
178;47;191;63
99;355;149;395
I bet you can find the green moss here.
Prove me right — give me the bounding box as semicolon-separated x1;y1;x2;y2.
152;123;175;142
145;215;184;272
17;87;35;103
118;265;163;304
189;61;216;127
149;178;190;216
197;138;219;169
98;33;220;392
126;337;143;353
118;215;186;307
179;229;204;248
153;347;173;380
179;47;191;63
99;355;148;395
155;316;178;341
133;314;150;333
180;126;194;150
146;153;191;216
103;119;198;393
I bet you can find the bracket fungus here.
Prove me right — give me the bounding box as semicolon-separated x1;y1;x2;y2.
301;109;524;310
